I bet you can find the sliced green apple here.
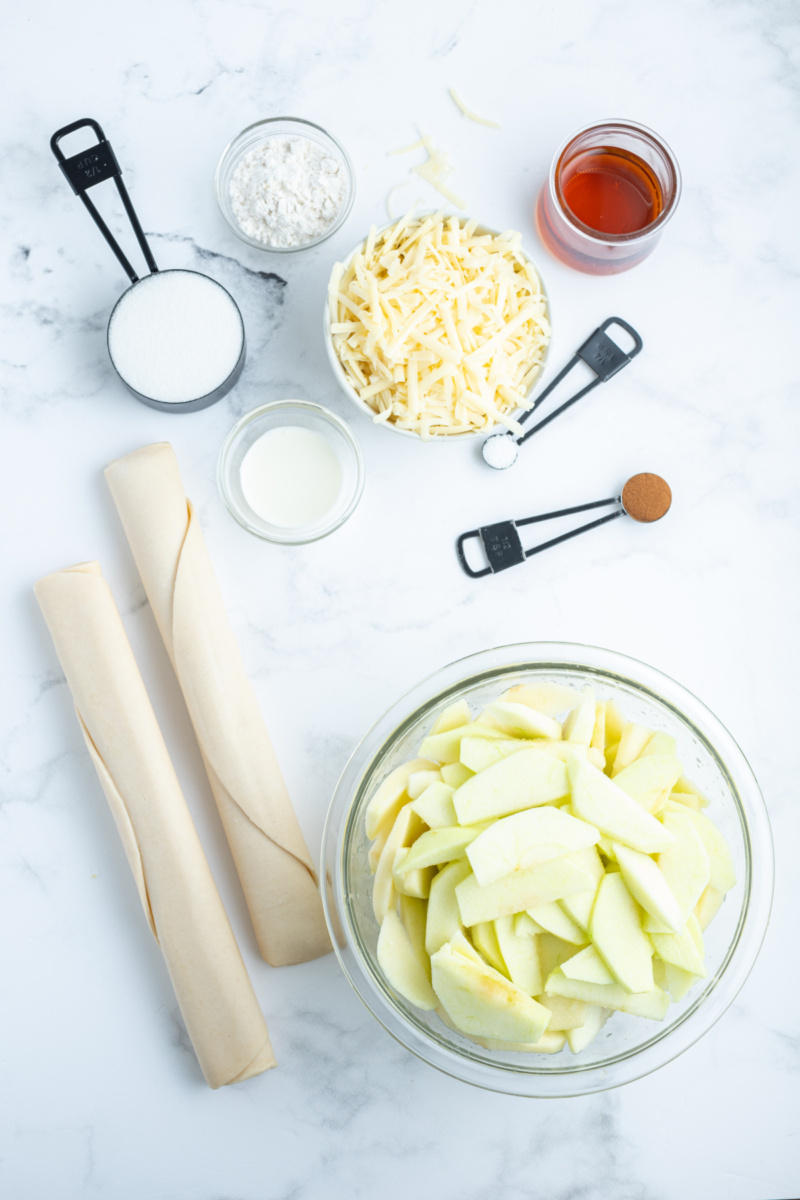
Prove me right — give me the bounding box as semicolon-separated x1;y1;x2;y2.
650;914;707;977
611;722;653;775
694;885;724;930
470;921;508;974
465;806;600;887
453;748;569;825
613;842;683;934
410;781;457;829
406;768;442;800
590;872;654;994
656;810;710;918
377;910;437;1010
493;915;543;995
365;757;435;840
514;911;545;937
545;969;670;1020
562;686;595;746
663;802;736;895
560;944;615;985
419;721;507;765
391;848;434;899
501;681;583;716
539;994;588;1030
441;762;473;788
425;859;472;955
477;1030;567;1053
397;823;487;874
430;699;473;734
430;941;551;1043
566;1005;609;1052
372;802;426;922
568;758;675;854
613;754;683;814
528;901;586;945
484;700;562;740
398;893;431;980
456;853;597;926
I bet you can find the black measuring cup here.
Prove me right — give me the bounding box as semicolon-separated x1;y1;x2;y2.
51;119;246;413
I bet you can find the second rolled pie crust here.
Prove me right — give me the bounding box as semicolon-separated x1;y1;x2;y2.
106;443;330;967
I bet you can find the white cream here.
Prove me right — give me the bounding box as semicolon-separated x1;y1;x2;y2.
239;425;343;528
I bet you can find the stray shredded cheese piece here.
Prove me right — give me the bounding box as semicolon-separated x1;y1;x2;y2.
328;212;550;439
449;87;501;129
390;129;466;211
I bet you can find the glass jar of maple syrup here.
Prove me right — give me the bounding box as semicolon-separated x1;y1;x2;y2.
536;120;681;275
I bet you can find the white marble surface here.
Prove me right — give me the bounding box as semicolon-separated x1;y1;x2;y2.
2;0;799;1196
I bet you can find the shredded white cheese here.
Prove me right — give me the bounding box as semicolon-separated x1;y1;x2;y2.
328;212;550;439
449;87;501;129
389;130;466;210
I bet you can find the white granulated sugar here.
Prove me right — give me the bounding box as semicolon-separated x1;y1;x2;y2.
482;433;520;469
108;270;243;404
230;136;347;248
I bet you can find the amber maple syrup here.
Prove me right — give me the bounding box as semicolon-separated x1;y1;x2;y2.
561;147;663;234
536;136;672;275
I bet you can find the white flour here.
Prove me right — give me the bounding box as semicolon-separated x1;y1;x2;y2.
229;136;347;248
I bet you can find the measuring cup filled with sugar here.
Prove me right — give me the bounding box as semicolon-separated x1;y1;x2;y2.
51;119;245;412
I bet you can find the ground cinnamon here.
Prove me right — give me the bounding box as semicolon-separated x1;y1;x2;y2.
621;473;672;523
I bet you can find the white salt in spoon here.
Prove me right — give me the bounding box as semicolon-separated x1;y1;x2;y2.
51;119;245;413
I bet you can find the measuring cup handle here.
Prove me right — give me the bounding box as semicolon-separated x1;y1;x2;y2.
50;118;158;283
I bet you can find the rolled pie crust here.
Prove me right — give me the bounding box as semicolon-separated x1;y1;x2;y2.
34;562;276;1088
105;443;330;967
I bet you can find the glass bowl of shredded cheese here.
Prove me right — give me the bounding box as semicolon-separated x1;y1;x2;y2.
324;212;551;440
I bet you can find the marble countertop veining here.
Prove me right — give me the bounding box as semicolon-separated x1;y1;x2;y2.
2;1;799;1197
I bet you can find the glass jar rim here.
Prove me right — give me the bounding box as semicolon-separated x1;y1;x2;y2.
549;118;682;246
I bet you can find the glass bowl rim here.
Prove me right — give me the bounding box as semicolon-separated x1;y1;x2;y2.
322;211;552;441
320;640;774;1097
214;116;356;253
217;399;365;544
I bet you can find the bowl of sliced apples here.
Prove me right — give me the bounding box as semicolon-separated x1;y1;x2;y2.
321;643;773;1096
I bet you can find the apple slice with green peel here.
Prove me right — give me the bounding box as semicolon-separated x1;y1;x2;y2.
545;969;670;1020
493;915;543;995
377;910;438;1010
456;853;597;926
365;757;436;840
663;802;736;895
502;682;583;716
478;1030;568;1053
528;901;586;945
373;803;426;921
425;859;472;955
398;894;431;980
419;721;507;765
430;941;551;1043
562;687;595;746
695;885;724;930
453;747;569;825
514;911;545;937
566;1005;610;1052
484;700;563;740
465;806;600;887
406;769;442;800
569;758;675;854
656;811;710;919
613;842;683;934
540;994;588;1030
392;848;434;899
411;781;457;829
430;699;473;734
613;754;683;814
397;823;487;874
441;762;473;788
590;872;654;993
561;945;615;985
611;723;653;775
650;914;707;977
470;921;508;974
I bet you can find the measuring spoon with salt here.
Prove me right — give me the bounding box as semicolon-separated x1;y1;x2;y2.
456;473;671;578
51;119;246;413
482;318;643;470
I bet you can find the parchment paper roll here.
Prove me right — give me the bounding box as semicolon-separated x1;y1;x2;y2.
105;444;330;967
34;562;276;1089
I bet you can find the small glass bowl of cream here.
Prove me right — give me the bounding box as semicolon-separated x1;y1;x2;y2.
218;400;364;544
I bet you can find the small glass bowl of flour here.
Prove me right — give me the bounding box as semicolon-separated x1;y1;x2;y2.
216;118;355;252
